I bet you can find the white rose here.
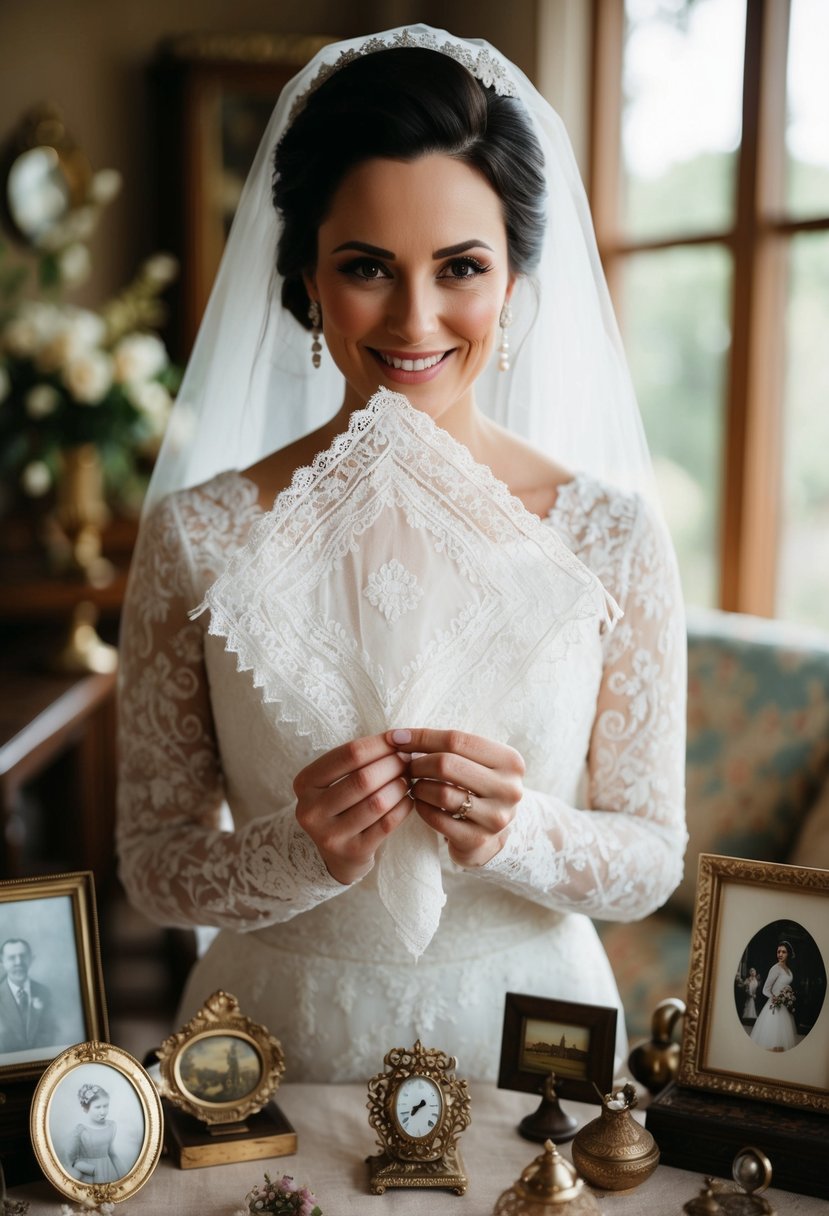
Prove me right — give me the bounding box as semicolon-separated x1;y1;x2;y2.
89;168;122;205
25;384;61;418
63;350;113;404
21;460;52;496
126;379;171;434
58;242;92;287
2;302;61;358
142;253;178;286
113;332;168;384
0;364;9;403
38;308;106;373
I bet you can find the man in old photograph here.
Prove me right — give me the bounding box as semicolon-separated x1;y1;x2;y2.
0;937;58;1053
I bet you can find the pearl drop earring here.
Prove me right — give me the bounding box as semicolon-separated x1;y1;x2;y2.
498;301;513;372
308;300;322;369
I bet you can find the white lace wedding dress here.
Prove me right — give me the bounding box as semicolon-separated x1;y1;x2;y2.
117;413;686;1082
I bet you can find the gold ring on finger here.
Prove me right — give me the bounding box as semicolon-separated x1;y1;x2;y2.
451;791;473;821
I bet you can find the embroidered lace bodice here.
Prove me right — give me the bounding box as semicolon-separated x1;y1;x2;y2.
117;456;687;941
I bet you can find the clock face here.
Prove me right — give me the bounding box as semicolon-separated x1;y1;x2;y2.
393;1075;443;1140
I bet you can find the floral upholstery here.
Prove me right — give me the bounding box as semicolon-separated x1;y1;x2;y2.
599;608;829;1042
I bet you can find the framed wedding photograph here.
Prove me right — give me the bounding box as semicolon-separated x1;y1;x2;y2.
679;853;829;1112
155;989;286;1126
30;1040;163;1204
497;992;617;1104
0;871;108;1082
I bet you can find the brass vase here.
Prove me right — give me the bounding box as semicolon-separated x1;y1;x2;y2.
53;442;114;587
50;443;118;674
571;1096;659;1192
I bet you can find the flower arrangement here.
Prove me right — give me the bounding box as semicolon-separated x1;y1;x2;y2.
0;164;179;511
236;1173;323;1216
770;985;796;1015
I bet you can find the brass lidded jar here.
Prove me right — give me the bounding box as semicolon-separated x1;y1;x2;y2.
571;1086;659;1192
492;1139;601;1214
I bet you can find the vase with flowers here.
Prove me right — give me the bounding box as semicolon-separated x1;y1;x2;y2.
0;245;180;570
0;149;180;668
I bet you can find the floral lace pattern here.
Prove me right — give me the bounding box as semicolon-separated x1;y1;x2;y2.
116;448;686;1079
363;558;423;624
189;392;618;957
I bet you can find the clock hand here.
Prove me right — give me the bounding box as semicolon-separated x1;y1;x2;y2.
409;1099;427;1117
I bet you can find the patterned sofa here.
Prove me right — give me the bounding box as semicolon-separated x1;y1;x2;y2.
598;607;829;1043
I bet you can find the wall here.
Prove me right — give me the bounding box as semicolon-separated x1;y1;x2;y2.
0;1;590;311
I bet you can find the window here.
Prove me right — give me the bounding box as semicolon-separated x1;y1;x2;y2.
590;0;829;625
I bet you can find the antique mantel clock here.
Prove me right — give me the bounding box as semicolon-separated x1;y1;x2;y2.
366;1040;471;1195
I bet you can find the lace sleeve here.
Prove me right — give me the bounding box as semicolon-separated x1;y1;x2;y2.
479;495;687;921
115;494;345;932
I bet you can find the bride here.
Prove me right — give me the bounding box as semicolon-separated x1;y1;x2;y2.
116;26;687;1081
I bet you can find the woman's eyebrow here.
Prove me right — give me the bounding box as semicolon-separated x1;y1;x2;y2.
433;239;494;257
331;240;395;257
330;238;495;259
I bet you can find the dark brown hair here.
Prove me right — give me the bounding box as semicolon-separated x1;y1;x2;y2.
273;48;546;328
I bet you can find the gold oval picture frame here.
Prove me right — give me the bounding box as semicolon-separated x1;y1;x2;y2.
156;990;286;1126
30;1040;163;1205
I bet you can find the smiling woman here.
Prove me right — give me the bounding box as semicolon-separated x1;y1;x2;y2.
115;26;687;1083
309;155;512;421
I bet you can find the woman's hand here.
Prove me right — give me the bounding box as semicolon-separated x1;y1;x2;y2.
294;734;411;885
388;728;525;867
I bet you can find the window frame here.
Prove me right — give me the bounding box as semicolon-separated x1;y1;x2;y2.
588;0;829;616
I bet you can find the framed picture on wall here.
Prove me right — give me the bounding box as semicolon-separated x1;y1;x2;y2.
153;31;334;358
0;871;107;1082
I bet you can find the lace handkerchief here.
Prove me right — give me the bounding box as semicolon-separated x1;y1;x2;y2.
194;389;617;957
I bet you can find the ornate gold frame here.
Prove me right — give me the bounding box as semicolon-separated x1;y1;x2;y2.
0;871;108;1082
155;990;285;1126
679;853;829;1112
29;1040;163;1206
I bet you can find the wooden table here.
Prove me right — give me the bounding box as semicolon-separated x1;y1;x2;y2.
6;1083;825;1214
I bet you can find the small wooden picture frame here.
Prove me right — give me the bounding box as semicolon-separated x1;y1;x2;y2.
0;871;107;1083
29;1040;163;1206
679;853;829;1113
155;990;286;1126
498;992;617;1105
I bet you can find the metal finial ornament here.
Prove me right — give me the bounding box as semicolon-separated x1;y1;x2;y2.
308;299;323;368
683;1148;775;1215
492;1139;601;1213
498;300;513;371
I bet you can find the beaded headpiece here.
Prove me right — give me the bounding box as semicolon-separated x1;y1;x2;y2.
288;27;518;123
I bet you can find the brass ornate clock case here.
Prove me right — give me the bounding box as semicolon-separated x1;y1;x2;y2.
366;1039;471;1195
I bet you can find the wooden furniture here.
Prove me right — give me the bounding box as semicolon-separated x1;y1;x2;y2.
153;32;333;359
0;665;117;891
6;1082;826;1213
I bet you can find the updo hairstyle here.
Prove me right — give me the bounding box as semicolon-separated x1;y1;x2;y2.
273;48;546;329
78;1083;109;1110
